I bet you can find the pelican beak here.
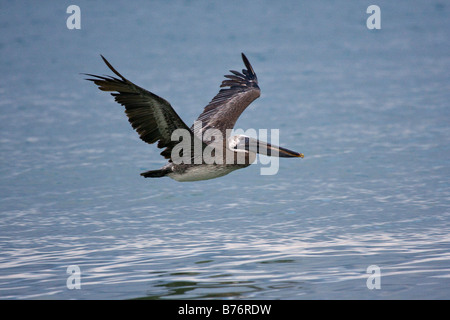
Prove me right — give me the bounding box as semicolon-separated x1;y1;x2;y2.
243;137;304;158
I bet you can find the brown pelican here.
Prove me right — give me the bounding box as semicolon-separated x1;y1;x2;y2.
85;53;303;181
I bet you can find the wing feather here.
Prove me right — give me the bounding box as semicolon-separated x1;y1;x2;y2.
192;53;261;137
85;55;197;160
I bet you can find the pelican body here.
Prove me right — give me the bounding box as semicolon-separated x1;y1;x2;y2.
85;53;303;182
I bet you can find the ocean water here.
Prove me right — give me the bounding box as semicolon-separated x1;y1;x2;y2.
0;1;449;299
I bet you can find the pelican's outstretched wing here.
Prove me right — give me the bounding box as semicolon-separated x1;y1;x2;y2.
192;53;260;137
85;55;198;160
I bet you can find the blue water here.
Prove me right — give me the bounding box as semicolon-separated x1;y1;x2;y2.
0;1;449;299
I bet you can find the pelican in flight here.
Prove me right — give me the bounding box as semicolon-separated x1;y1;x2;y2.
85;53;303;181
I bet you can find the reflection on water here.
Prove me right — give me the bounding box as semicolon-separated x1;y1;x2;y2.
145;276;261;300
138;229;450;300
